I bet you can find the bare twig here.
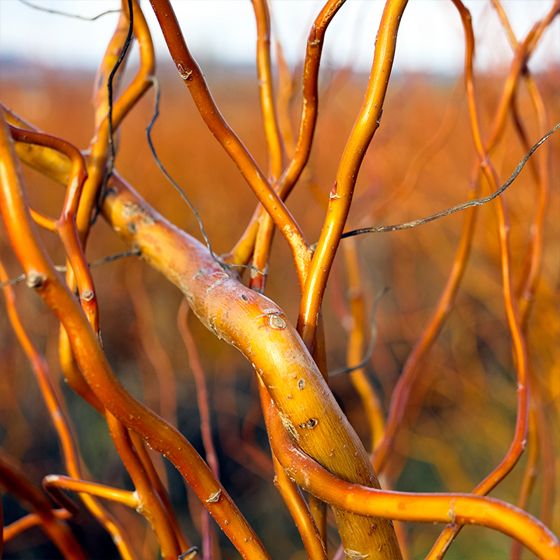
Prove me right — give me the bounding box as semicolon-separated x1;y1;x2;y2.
0;249;140;289
106;0;134;173
330;287;389;376
341;122;559;239
146;78;267;280
19;0;120;21
91;0;135;225
145;77;222;265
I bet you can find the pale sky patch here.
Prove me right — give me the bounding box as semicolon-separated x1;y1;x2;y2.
0;0;558;74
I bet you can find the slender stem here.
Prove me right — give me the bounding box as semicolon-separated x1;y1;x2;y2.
42;475;138;509
342;239;386;452
0;261;136;560
427;1;552;555
251;0;284;179
232;0;347;289
105;414;182;559
490;4;554;556
3;510;72;543
298;0;408;349
373;0;558;478
257;381;326;560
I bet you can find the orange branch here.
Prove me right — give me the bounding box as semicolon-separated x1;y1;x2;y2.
233;0;349;291
3;509;72;543
491;2;555;554
257;381;326;559
343;239;385;451
266;403;559;560
43;475;138;509
298;0;408;349
251;0;284;179
0;260;135;560
128;430;191;552
426;1;557;555
101;171;401;558
0;110;269;559
7;125;98;330
148;0;309;285
373;0;558;478
77;0;154;242
105;414;182;559
0;453;85;560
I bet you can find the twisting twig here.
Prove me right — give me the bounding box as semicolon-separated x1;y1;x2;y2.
330;287;389;376
148;0;309;287
298;0;408;354
18;0;120;21
106;0;134;174
91;0;136;225
341;122;559;239
0;249;141;289
146;77;222;266
146;77;268;280
0;111;269;557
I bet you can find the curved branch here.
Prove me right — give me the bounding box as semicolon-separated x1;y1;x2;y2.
265;401;559;560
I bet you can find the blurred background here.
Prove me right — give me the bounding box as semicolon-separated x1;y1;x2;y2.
1;1;559;558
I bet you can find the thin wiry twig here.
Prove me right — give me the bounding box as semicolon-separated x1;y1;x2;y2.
330;287;389;377
340;122;559;240
146;76;265;280
145;78;264;279
0;249;141;289
107;0;134;174
92;0;134;224
146;77;223;266
90;247;141;267
19;0;121;21
146;76;266;275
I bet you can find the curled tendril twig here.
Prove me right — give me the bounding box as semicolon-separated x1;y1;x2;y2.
341;122;560;239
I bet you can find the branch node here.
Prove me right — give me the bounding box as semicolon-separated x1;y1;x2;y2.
257;309;287;330
448;500;457;524
81;290;95;302
26;271;46;290
205;489;222;503
177;63;193;81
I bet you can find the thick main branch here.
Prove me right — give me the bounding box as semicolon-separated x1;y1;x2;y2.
104;173;401;558
9;128;400;556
